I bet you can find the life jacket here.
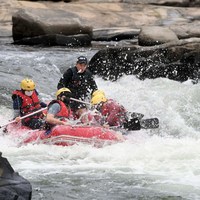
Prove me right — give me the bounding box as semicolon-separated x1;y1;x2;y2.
68;67;95;99
43;100;74;131
100;99;127;126
12;90;43;122
71;67;91;84
48;100;73;120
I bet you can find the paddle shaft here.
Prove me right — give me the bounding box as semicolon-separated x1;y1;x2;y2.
0;97;89;128
0;107;47;128
69;98;159;129
60;97;159;129
70;97;91;106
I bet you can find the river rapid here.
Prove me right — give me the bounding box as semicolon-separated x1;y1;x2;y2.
1;42;200;200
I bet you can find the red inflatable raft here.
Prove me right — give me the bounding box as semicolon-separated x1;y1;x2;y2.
5;123;124;147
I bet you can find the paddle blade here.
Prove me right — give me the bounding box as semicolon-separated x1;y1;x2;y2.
140;118;159;129
130;112;144;120
123;118;141;131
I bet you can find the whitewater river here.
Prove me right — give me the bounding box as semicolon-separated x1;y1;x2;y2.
1;42;200;200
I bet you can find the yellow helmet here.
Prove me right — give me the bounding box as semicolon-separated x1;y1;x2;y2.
20;78;35;91
91;93;107;105
56;88;71;98
92;90;105;98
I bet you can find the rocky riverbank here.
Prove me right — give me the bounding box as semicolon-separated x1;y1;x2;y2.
1;0;200;44
0;0;200;82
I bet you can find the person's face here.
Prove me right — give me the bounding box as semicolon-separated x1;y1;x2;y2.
25;90;33;96
76;63;87;73
60;94;70;106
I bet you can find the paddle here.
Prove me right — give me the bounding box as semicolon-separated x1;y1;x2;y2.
140;118;159;129
0;107;47;129
69;98;159;130
123;117;159;131
70;97;91;106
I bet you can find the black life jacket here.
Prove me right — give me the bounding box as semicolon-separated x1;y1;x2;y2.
68;67;93;99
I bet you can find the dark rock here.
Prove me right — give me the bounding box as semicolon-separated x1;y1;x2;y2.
12;9;45;41
12;9;93;42
13;33;92;47
150;0;200;7
0;152;32;200
89;38;200;82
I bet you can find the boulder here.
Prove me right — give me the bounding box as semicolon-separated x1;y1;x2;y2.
6;1;199;46
89;38;200;82
12;9;93;46
0;152;32;200
170;23;200;39
138;26;179;46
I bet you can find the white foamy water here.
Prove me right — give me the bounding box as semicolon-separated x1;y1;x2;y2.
1;75;200;199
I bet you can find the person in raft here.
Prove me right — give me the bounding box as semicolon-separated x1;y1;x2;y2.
57;56;98;121
46;88;124;141
45;88;74;128
90;90;141;131
12;78;47;129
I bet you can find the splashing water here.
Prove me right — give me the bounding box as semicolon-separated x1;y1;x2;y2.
0;45;200;199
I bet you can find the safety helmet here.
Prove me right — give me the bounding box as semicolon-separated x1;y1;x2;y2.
56;88;71;98
91;93;107;105
92;90;105;98
20;78;35;91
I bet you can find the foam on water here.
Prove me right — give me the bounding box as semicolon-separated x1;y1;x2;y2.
1;75;200;199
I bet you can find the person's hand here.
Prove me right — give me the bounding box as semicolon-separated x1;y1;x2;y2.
15;116;21;123
116;133;125;141
61;121;71;126
103;124;110;128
